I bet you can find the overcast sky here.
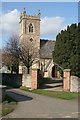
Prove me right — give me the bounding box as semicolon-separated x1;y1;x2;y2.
0;2;78;48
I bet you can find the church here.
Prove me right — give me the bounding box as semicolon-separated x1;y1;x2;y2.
19;8;60;87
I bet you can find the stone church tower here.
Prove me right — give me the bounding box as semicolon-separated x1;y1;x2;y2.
19;8;41;88
19;8;40;53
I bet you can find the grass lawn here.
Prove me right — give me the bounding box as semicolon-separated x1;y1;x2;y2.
20;86;78;100
1;95;17;116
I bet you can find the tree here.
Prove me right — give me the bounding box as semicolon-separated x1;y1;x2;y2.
3;35;19;73
19;41;39;74
53;23;80;77
4;35;39;74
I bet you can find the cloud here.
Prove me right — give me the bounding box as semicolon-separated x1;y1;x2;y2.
1;9;67;40
0;9;20;35
40;16;66;39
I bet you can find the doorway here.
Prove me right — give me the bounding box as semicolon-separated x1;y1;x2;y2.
52;66;57;77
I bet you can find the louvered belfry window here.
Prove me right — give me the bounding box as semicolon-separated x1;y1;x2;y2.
29;23;33;33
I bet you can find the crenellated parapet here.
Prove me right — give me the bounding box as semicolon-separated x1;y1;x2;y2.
20;8;40;23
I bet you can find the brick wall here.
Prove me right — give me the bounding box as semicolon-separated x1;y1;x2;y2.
31;69;38;89
63;69;71;92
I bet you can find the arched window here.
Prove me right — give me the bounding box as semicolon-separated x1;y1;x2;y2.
29;23;33;33
30;38;33;42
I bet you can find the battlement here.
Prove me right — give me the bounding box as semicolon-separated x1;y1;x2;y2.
20;8;40;23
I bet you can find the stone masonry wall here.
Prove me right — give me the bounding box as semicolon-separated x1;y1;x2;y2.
70;76;80;92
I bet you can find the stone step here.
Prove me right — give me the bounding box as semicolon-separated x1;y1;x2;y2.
45;82;63;87
42;79;63;91
44;86;63;91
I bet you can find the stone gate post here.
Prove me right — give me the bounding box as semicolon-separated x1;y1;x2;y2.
31;69;38;89
31;62;39;90
63;69;71;92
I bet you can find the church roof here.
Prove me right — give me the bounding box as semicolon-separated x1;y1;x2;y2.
40;39;56;59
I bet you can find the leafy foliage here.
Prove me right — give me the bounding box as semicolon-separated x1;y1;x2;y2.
53;23;80;77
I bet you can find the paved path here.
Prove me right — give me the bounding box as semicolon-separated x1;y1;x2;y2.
4;88;78;118
41;78;63;91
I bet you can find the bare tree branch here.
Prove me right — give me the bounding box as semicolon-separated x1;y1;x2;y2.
19;41;39;74
3;35;19;73
3;35;39;74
